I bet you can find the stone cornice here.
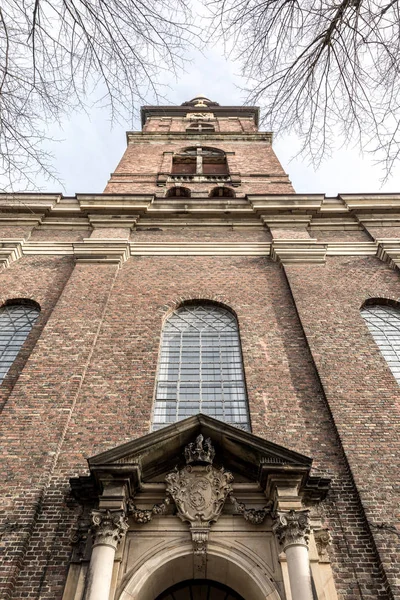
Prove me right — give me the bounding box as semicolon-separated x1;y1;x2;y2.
0;193;400;220
271;240;327;264
340;194;400;209
9;239;379;264
0;193;399;265
127;132;271;144
376;239;400;268
139;105;261;127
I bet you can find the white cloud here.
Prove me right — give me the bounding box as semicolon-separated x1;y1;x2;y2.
32;47;400;196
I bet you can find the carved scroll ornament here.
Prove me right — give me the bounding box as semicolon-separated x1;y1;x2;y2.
91;509;129;550
165;463;233;526
273;509;311;550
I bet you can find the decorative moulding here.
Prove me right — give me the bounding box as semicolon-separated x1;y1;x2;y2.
376;240;400;269
271;240;327;264
314;528;332;563
0;241;24;268
73;240;131;266
273;509;311;550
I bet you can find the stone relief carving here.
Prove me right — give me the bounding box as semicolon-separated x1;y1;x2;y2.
314;528;332;562
165;435;234;575
229;494;272;524
185;112;214;119
165;463;233;526
273;509;311;550
127;497;170;524
91;509;129;550
184;434;216;465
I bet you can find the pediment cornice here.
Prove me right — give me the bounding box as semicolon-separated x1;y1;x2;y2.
70;416;330;505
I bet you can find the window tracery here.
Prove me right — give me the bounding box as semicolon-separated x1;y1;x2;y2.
0;301;40;383
361;301;400;384
152;303;250;431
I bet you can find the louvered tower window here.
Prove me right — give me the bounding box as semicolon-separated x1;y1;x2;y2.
361;302;400;384
153;304;250;431
0;302;40;383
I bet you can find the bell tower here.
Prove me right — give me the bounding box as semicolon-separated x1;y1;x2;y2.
104;95;294;197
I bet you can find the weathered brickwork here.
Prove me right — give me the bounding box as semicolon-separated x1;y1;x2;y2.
284;256;400;599
104;140;294;196
0;256;389;599
131;226;271;242
0;256;74;413
0;262;119;599
29;229;92;241
310;229;371;242
0;96;399;600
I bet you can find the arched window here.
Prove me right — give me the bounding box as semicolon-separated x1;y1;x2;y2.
0;300;40;383
186;122;215;133
165;186;191;198
171;147;228;176
361;300;400;384
209;186;235;198
153;303;250;431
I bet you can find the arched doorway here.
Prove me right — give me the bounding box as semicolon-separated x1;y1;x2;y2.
155;579;245;600
117;542;283;600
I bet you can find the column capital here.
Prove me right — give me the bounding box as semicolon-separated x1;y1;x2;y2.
91;508;129;550
273;509;310;551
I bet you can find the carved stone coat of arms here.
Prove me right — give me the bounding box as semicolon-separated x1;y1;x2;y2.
165;463;233;526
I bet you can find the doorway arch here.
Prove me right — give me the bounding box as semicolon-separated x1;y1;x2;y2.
117;540;283;600
155;579;245;599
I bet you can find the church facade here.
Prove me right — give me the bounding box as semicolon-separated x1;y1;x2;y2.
0;96;399;600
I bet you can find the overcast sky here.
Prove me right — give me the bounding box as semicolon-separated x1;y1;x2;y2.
35;48;400;198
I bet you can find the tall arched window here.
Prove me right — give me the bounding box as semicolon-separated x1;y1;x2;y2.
0;301;40;383
153;303;250;431
361;300;400;384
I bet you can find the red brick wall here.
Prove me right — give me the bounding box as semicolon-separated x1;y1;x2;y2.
0;253;391;599
284;255;400;599
0;256;74;413
104;131;294;195
0;262;119;599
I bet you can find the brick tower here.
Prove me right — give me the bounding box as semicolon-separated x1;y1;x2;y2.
0;96;399;600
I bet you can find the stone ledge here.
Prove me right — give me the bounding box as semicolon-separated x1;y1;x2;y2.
271;240;327;264
73;241;131;266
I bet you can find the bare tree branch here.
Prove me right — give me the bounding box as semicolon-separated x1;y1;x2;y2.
0;0;198;191
209;0;400;181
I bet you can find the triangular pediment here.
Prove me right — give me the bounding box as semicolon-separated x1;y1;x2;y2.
88;415;311;483
70;416;330;503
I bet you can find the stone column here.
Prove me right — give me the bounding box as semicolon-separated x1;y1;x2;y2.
84;509;129;600
273;510;313;600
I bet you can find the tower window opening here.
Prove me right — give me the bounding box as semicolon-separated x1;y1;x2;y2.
210;186;235;198
152;303;251;431
172;147;228;176
186;122;215;133
165;187;191;198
